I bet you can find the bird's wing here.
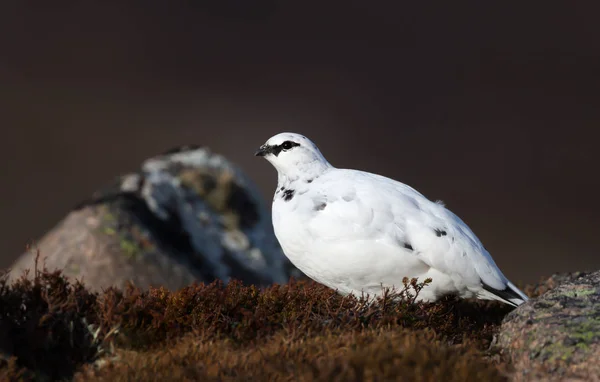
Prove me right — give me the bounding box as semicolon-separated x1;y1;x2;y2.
305;169;509;290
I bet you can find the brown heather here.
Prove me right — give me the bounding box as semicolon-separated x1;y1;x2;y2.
0;253;521;381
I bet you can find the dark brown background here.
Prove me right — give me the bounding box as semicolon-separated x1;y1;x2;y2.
1;2;598;284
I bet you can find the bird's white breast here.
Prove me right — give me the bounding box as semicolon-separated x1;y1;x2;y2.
270;176;444;298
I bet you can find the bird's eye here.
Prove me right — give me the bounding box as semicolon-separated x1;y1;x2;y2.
281;141;294;150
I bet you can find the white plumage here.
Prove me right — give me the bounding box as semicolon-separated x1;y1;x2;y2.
255;132;528;307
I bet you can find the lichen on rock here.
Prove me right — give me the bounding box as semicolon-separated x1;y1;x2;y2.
497;271;600;381
10;145;300;291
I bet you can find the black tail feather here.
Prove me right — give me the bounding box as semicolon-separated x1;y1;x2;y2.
481;282;524;307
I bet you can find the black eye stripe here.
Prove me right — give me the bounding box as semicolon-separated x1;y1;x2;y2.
266;141;300;157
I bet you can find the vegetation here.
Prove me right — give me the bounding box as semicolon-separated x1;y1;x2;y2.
0;253;535;381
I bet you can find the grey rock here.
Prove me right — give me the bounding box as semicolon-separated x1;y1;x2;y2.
10;145;301;291
498;271;600;381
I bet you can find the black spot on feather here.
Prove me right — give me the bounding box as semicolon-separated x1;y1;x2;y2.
403;243;414;251
314;202;327;211
282;189;295;201
434;228;447;237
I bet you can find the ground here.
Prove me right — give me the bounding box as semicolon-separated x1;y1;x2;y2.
1;259;555;381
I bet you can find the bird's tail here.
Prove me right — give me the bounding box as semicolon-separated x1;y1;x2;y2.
480;280;529;307
506;281;529;304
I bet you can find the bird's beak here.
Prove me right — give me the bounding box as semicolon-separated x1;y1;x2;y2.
254;144;269;157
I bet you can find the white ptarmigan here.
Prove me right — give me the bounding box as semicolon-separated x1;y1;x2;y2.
255;132;528;307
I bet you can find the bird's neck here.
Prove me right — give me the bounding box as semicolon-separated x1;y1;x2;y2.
276;161;331;191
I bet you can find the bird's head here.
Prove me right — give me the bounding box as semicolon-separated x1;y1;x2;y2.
255;132;332;178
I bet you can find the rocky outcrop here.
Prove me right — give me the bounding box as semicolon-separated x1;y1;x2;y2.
9;145;300;291
498;271;600;381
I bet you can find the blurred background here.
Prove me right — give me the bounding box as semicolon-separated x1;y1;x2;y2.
0;2;598;284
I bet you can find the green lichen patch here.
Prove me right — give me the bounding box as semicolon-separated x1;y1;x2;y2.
562;286;597;298
119;237;142;260
94;203;158;262
101;227;116;236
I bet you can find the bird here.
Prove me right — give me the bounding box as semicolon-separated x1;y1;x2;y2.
254;132;529;307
